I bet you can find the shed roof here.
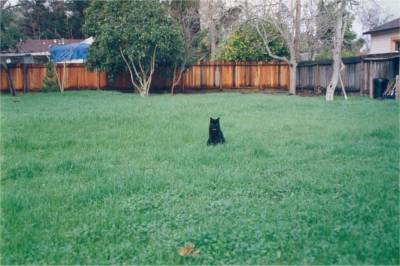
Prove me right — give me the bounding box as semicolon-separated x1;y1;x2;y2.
16;39;84;53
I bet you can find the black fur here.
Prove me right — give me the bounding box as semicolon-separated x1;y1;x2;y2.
207;117;225;146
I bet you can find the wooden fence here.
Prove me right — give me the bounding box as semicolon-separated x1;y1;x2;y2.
180;61;289;90
297;53;399;95
0;61;289;92
1;54;398;95
0;64;108;91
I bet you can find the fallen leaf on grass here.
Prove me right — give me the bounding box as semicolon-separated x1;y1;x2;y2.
178;243;194;256
192;249;200;256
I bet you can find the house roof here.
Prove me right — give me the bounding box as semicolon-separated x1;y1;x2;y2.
15;39;84;53
363;18;400;35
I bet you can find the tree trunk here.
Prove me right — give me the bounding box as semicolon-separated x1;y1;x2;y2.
53;63;63;92
326;56;340;101
171;59;186;95
143;47;157;96
289;61;297;95
326;0;346;101
171;67;178;95
142;70;154;97
294;0;301;61
120;46;157;97
2;63;16;96
60;61;66;93
209;21;217;60
23;63;29;93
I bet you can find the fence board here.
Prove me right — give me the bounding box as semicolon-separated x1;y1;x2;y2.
28;65;46;90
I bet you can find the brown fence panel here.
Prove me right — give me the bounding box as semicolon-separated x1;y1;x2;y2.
28;65;46;90
258;62;280;88
11;66;24;90
280;64;290;89
206;61;217;89
108;73;131;90
1;60;292;92
55;64;106;89
220;62;235;89
0;64;108;91
0;68;7;89
1;65;25;90
235;62;250;88
181;64;201;90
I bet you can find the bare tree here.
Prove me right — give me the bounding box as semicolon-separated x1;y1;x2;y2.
325;0;348;101
200;0;242;60
252;0;302;94
301;1;329;60
358;0;393;31
168;0;203;94
200;0;221;59
357;0;393;51
1;0;9;8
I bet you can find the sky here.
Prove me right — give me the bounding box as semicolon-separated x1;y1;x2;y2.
353;0;400;36
376;0;400;15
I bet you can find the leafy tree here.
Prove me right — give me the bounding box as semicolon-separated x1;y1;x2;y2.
0;2;23;51
65;0;91;39
200;0;243;60
84;0;184;96
220;22;289;61
251;0;302;94
18;0;63;39
342;37;365;57
17;0;89;39
1;1;21;96
315;37;365;60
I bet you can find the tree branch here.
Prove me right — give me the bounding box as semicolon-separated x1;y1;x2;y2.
119;46;140;91
254;20;289;63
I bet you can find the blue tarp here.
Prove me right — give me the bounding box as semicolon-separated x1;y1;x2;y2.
50;42;90;63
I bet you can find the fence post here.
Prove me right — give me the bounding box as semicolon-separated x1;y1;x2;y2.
361;60;365;95
316;63;320;93
369;62;374;99
2;63;16;96
233;61;236;89
23;64;29;93
96;69;100;90
277;61;281;89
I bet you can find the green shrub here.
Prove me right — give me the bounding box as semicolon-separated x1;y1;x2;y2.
220;22;289;61
42;62;58;92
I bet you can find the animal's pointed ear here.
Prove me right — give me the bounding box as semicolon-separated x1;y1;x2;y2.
216;118;220;121
210;117;213;121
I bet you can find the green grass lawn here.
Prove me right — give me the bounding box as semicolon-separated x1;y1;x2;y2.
1;91;399;264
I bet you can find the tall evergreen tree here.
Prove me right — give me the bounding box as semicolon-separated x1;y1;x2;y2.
0;3;23;51
17;0;89;39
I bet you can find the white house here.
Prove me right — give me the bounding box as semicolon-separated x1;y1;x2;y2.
363;18;400;54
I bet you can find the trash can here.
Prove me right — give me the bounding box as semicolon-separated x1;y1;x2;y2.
373;78;388;98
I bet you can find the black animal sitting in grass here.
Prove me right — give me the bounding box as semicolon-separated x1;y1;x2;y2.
207;117;225;145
